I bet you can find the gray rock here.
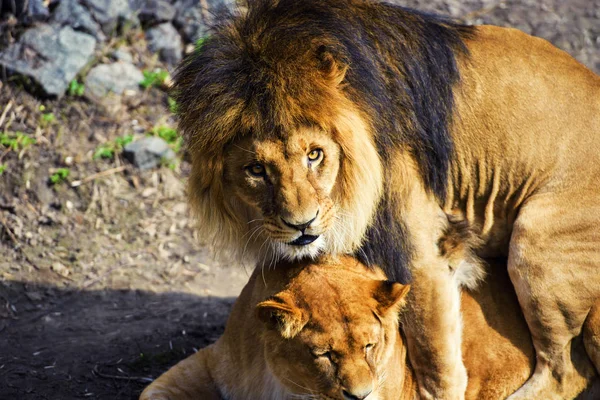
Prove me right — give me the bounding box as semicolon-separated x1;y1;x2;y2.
51;0;106;41
80;0;138;35
0;0;48;22
146;23;183;66
112;48;134;63
139;0;177;25
123;137;176;170
173;0;233;43
85;62;144;98
0;24;96;97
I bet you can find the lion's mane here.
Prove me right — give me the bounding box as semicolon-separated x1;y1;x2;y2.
173;0;473;279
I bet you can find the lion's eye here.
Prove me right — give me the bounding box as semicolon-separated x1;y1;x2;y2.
246;163;266;177
307;149;323;164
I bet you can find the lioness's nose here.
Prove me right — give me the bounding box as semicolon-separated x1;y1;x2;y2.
281;212;318;232
342;387;372;400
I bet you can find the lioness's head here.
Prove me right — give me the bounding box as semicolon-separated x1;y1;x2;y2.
256;258;410;399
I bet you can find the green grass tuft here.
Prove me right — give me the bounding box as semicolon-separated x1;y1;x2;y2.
94;134;135;160
50;168;70;184
140;69;169;89
0;132;36;151
68;80;86;97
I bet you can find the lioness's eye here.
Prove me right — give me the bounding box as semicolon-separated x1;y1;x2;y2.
307;149;323;163
246;163;265;177
365;343;375;351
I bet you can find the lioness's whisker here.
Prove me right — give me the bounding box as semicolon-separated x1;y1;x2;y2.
281;376;317;395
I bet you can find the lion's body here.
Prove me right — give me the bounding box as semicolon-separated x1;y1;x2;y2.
174;0;600;397
139;258;600;400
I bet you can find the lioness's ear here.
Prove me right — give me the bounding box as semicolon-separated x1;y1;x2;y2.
316;44;348;86
256;293;307;339
372;281;411;315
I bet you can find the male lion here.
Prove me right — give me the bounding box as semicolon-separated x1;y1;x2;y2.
173;0;600;398
139;256;600;400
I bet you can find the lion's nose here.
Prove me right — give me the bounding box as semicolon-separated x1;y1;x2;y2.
342;388;372;400
281;212;318;232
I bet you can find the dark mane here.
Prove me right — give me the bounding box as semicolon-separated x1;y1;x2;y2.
173;0;474;282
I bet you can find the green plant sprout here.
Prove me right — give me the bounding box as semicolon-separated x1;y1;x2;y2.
49;168;70;184
167;97;178;114
150;126;183;153
140;69;169;89
195;37;207;50
0;164;6;175
94;134;134;160
68;80;86;97
0;132;36;151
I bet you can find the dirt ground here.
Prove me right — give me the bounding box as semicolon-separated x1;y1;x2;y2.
1;1;599;399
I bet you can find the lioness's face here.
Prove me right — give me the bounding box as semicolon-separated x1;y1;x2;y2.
257;263;407;400
225;127;341;260
273;311;387;400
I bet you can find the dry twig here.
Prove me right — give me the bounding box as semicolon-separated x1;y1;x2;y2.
0;100;13;130
71;165;128;187
92;364;154;383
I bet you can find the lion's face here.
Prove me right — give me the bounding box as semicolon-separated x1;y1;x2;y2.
256;261;409;399
224;127;343;260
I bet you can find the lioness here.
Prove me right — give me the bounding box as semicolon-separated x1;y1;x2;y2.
173;0;600;398
139;256;600;400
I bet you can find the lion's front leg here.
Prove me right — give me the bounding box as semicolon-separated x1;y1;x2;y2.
401;264;467;400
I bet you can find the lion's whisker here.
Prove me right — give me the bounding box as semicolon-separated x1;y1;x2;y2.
233;144;256;155
242;226;264;259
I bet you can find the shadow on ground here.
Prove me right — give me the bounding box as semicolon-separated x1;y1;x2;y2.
0;282;235;400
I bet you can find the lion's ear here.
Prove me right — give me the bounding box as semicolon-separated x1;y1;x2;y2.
316;44;348;87
256;293;307;339
372;281;411;315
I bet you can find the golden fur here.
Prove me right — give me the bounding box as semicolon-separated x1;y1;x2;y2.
141;256;411;400
173;1;600;398
139;256;600;400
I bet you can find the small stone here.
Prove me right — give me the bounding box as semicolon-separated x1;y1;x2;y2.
51;262;70;277
65;201;74;211
51;0;105;41
146;23;183;66
112;48;133;63
26;0;50;22
80;0;138;35
123;137;176;170
85;62;144;99
173;0;210;43
141;187;157;198
0;24;96;97
25;292;43;302
139;0;177;25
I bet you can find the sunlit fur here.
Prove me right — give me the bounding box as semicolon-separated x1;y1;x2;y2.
175;1;600;397
139;255;600;400
187;95;382;264
173;0;467;267
140;256;411;400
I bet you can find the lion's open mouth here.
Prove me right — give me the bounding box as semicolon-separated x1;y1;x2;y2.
289;235;319;246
